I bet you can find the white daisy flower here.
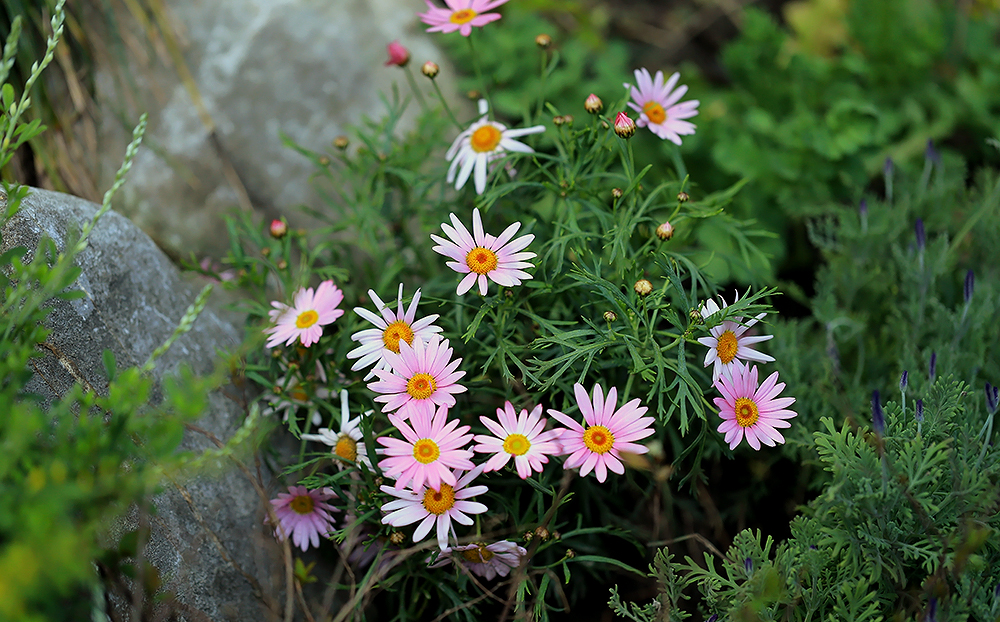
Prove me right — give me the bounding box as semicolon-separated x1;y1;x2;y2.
301;390;372;469
347;284;443;380
696;294;774;383
446;99;545;195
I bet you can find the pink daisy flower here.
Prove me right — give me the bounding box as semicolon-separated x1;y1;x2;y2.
624;68;699;145
418;0;510;37
715;362;797;451
427;540;527;580
548;383;656;483
269;485;339;552
347;284;443;380
264;280;344;348
474;402;561;479
368;337;467;419
380;465;488;550
697;295;774;383
377;405;475;490
430;208;535;296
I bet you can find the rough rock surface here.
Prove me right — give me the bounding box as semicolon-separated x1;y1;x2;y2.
1;188;283;621
92;0;467;258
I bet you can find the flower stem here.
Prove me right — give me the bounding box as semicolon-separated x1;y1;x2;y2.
430;79;464;130
466;33;494;113
403;65;429;111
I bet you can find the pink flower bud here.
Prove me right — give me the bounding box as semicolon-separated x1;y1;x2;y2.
584;93;603;114
384;40;410;67
270;219;287;239
614;112;635;138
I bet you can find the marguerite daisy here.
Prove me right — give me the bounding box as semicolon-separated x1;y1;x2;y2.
474;402;561;479
548;383;655;483
427;540;527;580
347;284;443;380
368;337;467;419
377;405;475;491
430;208;535;296
380;465;488;550
714;362;797;450
418;0;510;37
264;280;344;348
445;99;545;195
624;68;699;145
269;486;339;552
697;294;774;383
301;390;372;469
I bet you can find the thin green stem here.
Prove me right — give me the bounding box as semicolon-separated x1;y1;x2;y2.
466;34;493;113
430;79;463;130
403;65;429;110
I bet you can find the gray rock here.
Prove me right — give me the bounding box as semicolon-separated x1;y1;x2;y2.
1;187;284;621
91;0;468;258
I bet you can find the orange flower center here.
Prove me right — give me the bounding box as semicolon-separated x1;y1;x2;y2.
382;320;415;353
583;425;614;454
461;544;495;563
466;247;498;274
422;484;456;514
502;433;531;456
412;438;441;464
470;125;502;153
288;386;309;402
289;494;314;515
716;330;738;364
334;435;358;463
734;397;759;428
449;8;478;24
642;101;666;125
406;373;437;400
295;309;319;329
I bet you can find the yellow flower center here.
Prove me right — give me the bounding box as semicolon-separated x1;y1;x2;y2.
382;320;415;353
716;330;739;364
642;101;667;125
406;373;437;400
466;247;498;275
450;8;478;24
288;386;309;402
412;438;441;464
583;425;615;454
470;125;502;153
295;309;319;329
334;435;358;463
461;544;495;563
422;484;456;515
289;494;314;515
502;433;531;456
734;397;759;428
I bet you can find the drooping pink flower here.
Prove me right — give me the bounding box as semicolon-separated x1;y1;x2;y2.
368;337;466;419
548;383;655;483
427;540;527;579
377;405;475;490
624;68;699;145
431;207;535;296
264;280;344;348
269;485;339;551
697;294;774;383
714;362;797;451
384;40;410;66
474;402;561;479
418;0;510;37
380;466;488;550
347;284;443;380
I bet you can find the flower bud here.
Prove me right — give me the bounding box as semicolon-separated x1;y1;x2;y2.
277;259;288;270
915;218;925;251
562;114;573;125
523;531;534;542
535;33;552;48
964;269;974;304
926;138;940;165
655;221;674;241
603;310;617;322
986;382;999;415
466;89;481;100
534;526;550;540
333;135;350;150
859;198;868;217
744;557;753;573
634;279;652;297
899;370;908;392
677;191;689;203
611;187;623;200
553;115;566;126
929;351;937;382
384;40;410;67
614;112;636;138
269;219;287;239
565;549;575;559
421;61;440;79
261;247;271;257
915;399;924;422
871;390;885;436
584;93;603;114
389;531;406;545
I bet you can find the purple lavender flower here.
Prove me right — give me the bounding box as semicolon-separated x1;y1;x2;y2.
916;399;924;423
929;352;937;382
859;198;868;217
872;390;885;436
926;597;937;622
915;219;925;251
900;370;909;391
986;382;999;415
925;139;940;165
964;270;974;304
744;557;753;573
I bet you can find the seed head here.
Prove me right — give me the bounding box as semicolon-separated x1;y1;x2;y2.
613;112;636;138
333;135;350;150
634;279;653;297
656;221;674;241
584;93;603;114
269;219;287;239
535;33;552;48
421;61;439;79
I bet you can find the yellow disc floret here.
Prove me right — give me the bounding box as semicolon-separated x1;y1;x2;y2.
449;8;477;24
382;320;415;353
334;435;358;463
642;101;667;125
406;373;437;400
290;494;315;515
466;247;498;274
716;330;738;364
583;425;615;454
296;309;319;329
502;433;531;456
422;484;456;515
470;125;502;153
734;397;759;428
412;438;441;464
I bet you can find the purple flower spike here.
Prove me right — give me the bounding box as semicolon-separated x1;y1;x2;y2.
744;557;753;573
900;370;909;391
884;157;894;177
929;352;937;382
872;390;885;436
916;399;924;423
986;382;999;415
964;270;974;304
926;139;940;165
859;198;868;217
915;219;925;251
707;616;719;622
926;597;937;622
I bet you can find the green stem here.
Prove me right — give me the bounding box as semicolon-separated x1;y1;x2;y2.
403;65;428;111
430;79;464;130
466;34;494;113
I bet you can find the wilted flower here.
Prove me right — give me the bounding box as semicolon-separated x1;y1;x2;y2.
264;281;344;348
380;466;488;550
421;61;440;78
584;93;603;114
677;191;689;203
269;486;339;552
431;208;536;295
611;187;623;199
261;373;328;427
427;541;527;579
603;310;617;322
474;402;562;479
613;111;636;138
714;362;797;450
384;40;410;67
624;68;699;144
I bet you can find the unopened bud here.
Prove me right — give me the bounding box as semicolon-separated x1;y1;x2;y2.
553;115;566;126
677;191;689;203
421;61;439;79
333;135;350;150
611;187;623;200
899;370;908;392
562;114;573;125
270;219;287;239
634;279;653;297
915;218;926;251
384;40;410;67
964;269;974;304
584;93;603;114
318;156;330;166
535;33;552;48
656;221;674;241
261;247;271;257
523;531;533;542
603;310;617;322
565;549;576;558
534;526;550;540
613;112;635;138
871;390;885;436
389;531;406;545
277;259;288;270
550;530;561;540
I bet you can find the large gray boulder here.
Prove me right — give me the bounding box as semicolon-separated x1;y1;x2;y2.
90;0;467;258
1;188;283;620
